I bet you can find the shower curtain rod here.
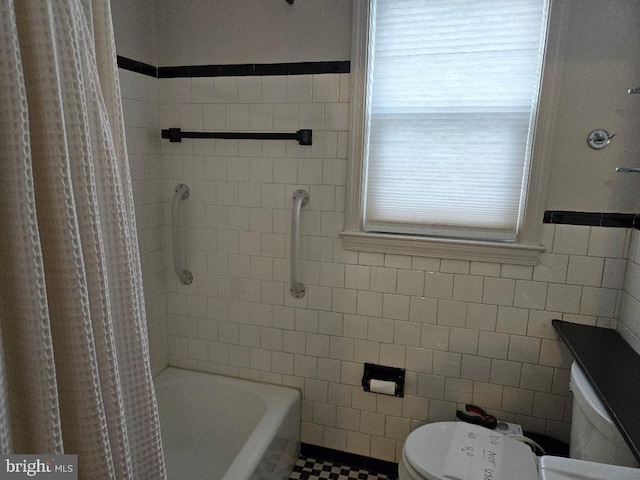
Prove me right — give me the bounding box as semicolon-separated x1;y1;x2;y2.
161;127;312;145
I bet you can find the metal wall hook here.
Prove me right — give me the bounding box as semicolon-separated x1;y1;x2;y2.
587;129;616;150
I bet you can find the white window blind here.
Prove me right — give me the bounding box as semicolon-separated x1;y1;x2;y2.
364;0;550;242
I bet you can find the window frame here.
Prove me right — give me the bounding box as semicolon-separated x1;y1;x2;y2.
341;0;568;266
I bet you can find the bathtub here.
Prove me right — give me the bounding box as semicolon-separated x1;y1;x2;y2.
154;368;301;480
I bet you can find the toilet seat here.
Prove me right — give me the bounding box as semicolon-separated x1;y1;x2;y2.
402;422;539;480
400;422;640;480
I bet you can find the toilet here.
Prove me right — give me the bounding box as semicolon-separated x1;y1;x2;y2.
399;361;640;479
398;422;640;479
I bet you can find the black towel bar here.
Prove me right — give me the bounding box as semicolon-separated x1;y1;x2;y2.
161;127;312;145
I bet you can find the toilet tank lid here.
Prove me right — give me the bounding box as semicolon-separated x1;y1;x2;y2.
403;422;539;480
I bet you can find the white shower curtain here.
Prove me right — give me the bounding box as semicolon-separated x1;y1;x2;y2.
0;0;166;478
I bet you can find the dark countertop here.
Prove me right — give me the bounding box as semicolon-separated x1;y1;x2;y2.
552;319;640;463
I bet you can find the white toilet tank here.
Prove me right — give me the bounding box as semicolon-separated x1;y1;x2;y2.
569;362;639;467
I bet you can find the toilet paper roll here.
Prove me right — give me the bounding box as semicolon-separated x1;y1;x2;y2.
370;379;396;395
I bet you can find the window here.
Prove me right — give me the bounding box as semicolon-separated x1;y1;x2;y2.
343;0;563;265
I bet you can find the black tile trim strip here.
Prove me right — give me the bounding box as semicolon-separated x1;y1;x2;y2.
117;56;350;79
300;443;398;477
543;210;639;229
157;61;350;78
116;55;157;78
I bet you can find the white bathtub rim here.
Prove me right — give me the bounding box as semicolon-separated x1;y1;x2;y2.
154;367;301;480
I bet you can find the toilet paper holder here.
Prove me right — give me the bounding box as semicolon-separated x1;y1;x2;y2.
361;363;405;397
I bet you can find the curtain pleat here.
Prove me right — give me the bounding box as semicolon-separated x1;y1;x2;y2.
0;0;166;478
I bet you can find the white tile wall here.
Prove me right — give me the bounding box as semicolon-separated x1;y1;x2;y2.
618;229;640;354
119;68;167;375
120;69;638;463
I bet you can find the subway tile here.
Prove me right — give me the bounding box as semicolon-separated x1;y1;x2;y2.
466;303;497;331
379;343;406;368
343;315;368;339
532;392;566;421
453;275;484;303
397;269;425;297
420;324;449;351
226;104;250;130
502;387;534;415
370;267;397;293
325;103;349;131
437;299;467;327
307;285;333;312
566;255;604;287
477;331;510;359
214;77;238;103
533;253;569;283
546;284;581;313
329;336;354;361
394;321;422;347
191;77;214;103
501;264;533;280
552;224;590;255
384;416;411;441
382;294;410;320
587;227;628;258
287;75;313;103
416;373;445;400
409;297;438;324
312;74;340;102
471;382;503;411
353;339;380;364
460;355;491;382
514;280;548;310
508;335;541;364
489;359;522;387
319;311;343;336
432;351;461;378
424;272;454;299
237;77;262;103
520;363;553;392
368;317;394;343
444;377;473;404
261;76;287;103
405;347;433;374
496;306;529;335
448;327;479;355
579;287;617;317
345;264;371;291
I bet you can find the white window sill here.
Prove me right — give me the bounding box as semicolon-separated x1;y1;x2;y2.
339;231;545;266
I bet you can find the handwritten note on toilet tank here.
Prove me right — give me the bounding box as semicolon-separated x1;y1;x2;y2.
442;424;504;480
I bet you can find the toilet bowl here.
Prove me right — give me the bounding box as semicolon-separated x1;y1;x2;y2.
398;422;640;480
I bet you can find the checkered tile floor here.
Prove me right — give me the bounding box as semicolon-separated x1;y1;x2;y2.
290;457;397;480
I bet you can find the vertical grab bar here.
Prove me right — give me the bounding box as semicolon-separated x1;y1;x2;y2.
290;189;309;298
172;184;193;285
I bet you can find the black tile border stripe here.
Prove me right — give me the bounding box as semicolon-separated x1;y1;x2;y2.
157;60;351;78
117;55;350;79
300;443;398;477
116;55;157;78
543;210;639;229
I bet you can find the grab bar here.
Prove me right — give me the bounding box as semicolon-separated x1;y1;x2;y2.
172;184;193;285
290;189;309;299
